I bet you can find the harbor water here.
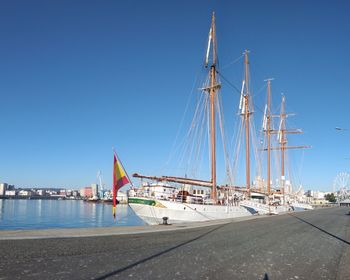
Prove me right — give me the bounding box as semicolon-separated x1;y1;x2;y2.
0;199;146;230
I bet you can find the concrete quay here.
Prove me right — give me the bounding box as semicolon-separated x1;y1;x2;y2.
0;207;349;279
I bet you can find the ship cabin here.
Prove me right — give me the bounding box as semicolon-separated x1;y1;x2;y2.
250;191;267;203
176;190;204;204
140;182;177;200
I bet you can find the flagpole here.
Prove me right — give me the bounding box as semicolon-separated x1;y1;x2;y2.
112;147;133;219
112;152;117;218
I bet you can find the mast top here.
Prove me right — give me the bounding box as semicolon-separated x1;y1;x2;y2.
281;95;286;106
205;12;217;68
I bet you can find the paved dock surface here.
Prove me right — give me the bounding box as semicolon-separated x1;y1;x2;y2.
0;207;349;280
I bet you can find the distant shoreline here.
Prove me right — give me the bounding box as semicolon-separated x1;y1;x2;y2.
0;196;82;200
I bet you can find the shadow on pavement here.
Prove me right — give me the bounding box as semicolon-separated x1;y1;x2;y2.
94;223;229;279
289;213;350;246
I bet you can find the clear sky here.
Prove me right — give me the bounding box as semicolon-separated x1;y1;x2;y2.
1;0;350;192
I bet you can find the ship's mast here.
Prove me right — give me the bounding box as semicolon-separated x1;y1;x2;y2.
207;13;218;202
133;13;221;202
274;95;310;199
266;79;272;196
280;96;286;182
261;91;310;200
279;96;288;202
243;50;251;197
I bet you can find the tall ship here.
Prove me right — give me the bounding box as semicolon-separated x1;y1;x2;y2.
128;13;311;225
128;14;254;225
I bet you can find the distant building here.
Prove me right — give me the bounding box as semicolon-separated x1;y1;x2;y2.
305;190;331;201
340;199;350;207
315;191;327;199
117;191;128;203
59;189;67;196
253;176;265;190
91;184;99;198
36;189;45;196
311;199;329;205
72;190;79;197
18;190;32;197
0;183;8;196
305;190;312;197
5;190;16;196
80;187;92;198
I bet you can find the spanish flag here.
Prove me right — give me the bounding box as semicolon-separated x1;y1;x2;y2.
113;153;130;218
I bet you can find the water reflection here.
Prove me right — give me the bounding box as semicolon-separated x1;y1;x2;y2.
0;200;145;230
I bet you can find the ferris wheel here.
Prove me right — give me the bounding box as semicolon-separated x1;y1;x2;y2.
333;172;350;200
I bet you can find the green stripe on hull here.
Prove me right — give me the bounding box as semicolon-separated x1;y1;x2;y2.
128;197;156;206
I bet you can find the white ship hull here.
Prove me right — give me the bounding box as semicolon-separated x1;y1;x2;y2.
129;197;253;225
240;200;277;214
240;200;291;215
290;202;313;211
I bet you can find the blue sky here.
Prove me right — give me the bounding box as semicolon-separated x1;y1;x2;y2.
1;0;350;192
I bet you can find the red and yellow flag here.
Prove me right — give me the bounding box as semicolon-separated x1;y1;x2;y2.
112;153;130;217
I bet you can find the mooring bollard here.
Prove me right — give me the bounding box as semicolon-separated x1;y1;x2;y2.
162;216;169;225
